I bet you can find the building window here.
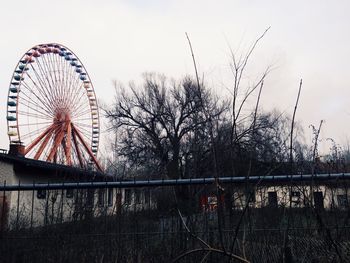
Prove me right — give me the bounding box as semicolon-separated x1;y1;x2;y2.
208;196;218;211
37;189;46;199
66;189;74;199
98;189;105;207
107;188;113;207
291;191;300;204
268;191;278;208
337;194;348;208
314;191;324;209
124;189;131;205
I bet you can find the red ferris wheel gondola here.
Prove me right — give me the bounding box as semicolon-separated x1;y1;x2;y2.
6;43;102;171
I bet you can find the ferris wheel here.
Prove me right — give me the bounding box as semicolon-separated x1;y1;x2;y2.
6;43;102;171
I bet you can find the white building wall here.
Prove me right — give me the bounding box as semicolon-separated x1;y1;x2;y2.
232;184;349;209
0;161;15;229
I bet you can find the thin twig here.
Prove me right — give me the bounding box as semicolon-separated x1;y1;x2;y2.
185;31;227;253
289;79;302;169
176;208;211;249
283;79;302;263
185;32;201;93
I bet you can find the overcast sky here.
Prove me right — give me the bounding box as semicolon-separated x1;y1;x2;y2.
1;0;349;156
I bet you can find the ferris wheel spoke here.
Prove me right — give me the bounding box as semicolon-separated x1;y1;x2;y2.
40;55;57;96
65;66;77;102
74;122;93;129
21;131;50;143
20;125;53;142
65;74;83;110
24;123;56;155
72;100;90;118
34;127;56;160
70;90;88;115
55;68;69;107
38;56;60;105
72;129;85;168
71;151;78;168
70;87;88;110
73;121;91;134
46;53;59;88
19;98;52;119
41;135;55;161
63;56;83;102
73;111;93;120
17;120;53;126
56;53;66;90
72;108;92;119
66;57;79;96
72;97;90;114
21;91;53;119
47;125;66;162
18;114;52;122
53;54;64;105
72;124;102;171
70;98;87;116
59;59;74;109
75;131;92;145
24;70;57;111
61;72;80;110
28;63;58;109
30;59;56;100
38;55;59;99
35;57;59;104
72;117;93;122
18;107;52;120
48;54;69;107
73;123;92;137
65;122;72;165
22;75;57;114
61;56;70;105
19;91;53;119
44;54;63;108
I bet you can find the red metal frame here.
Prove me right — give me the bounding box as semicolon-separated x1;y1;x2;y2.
34;127;56;160
65;122;72;166
72;124;103;171
47;125;66;162
72;129;84;168
24;124;56;155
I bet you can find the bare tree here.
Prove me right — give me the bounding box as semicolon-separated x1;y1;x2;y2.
106;73;227;180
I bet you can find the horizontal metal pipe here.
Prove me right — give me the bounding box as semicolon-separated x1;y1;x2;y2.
1;173;350;191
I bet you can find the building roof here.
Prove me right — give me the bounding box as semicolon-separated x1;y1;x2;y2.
0;152;112;181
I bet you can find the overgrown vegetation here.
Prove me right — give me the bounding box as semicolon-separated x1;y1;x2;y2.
101;30;350;262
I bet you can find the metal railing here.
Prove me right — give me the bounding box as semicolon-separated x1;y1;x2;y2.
1;173;350;191
1;175;350;262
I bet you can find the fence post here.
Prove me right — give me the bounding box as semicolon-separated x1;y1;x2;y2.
16;180;20;230
1;181;6;234
60;182;64;224
30;182;35;229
